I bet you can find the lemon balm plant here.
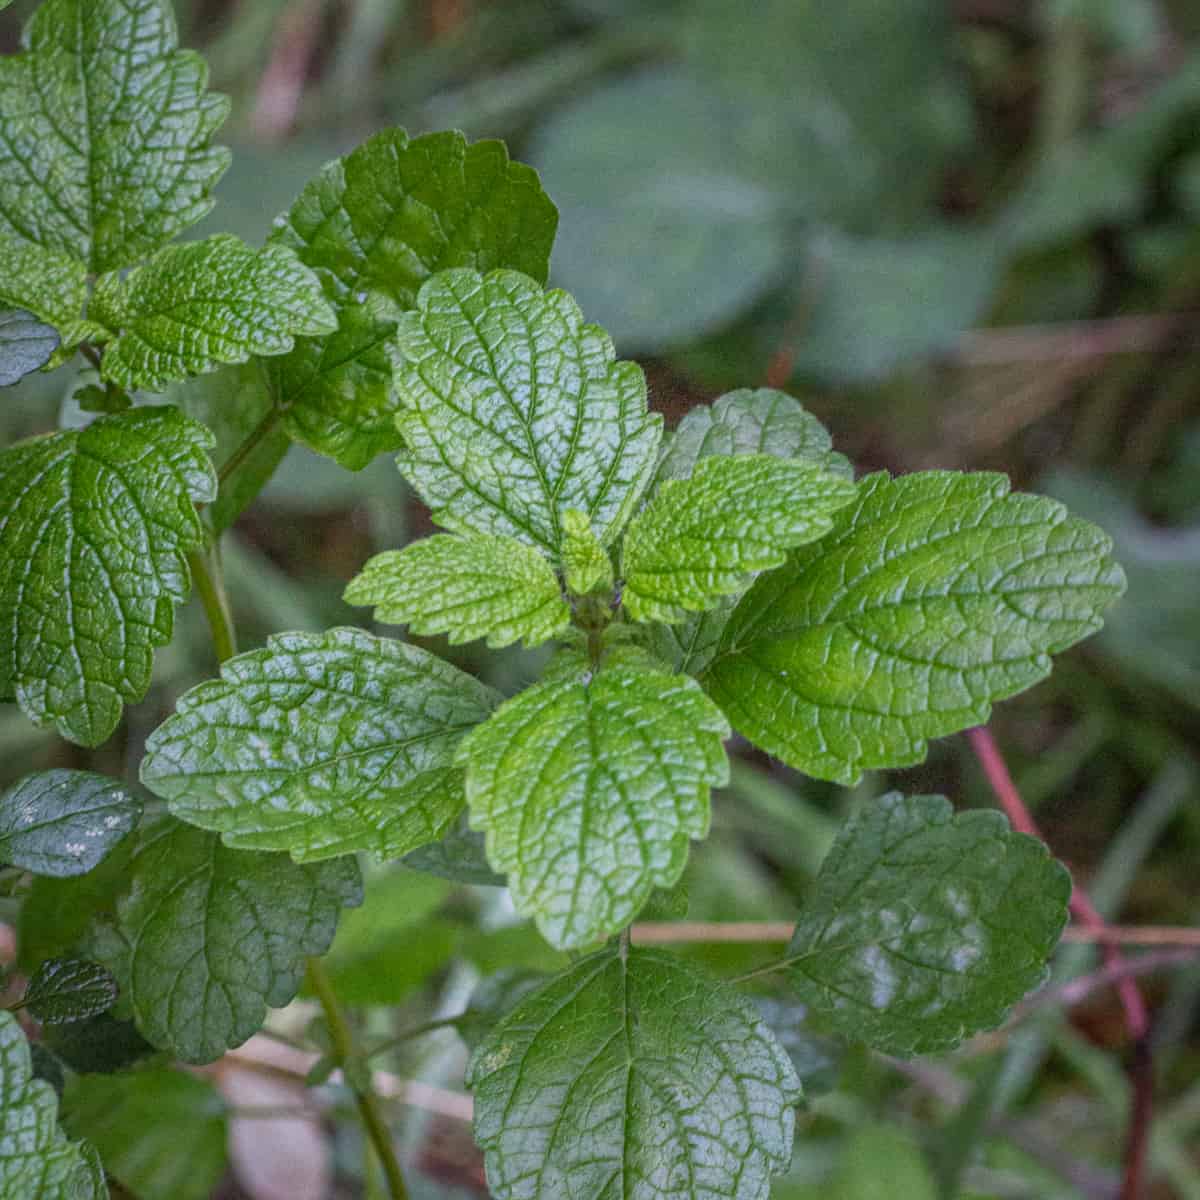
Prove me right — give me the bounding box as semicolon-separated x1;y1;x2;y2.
0;1;1127;1197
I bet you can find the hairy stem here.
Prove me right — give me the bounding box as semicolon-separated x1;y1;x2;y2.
306;957;411;1200
188;544;238;664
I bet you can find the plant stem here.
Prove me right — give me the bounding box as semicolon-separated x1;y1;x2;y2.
218;407;281;487
188;544;238;664
364;1015;464;1061
306;957;410;1200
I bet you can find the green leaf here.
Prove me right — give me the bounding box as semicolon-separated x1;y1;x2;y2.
266;128;557;469
0;406;217;746
455;967;549;1051
23;958;118;1025
623;454;857;624
345;534;570;649
468;945;801;1200
86;815;361;1063
94;235;335;391
0;236;96;349
655;388;852;484
0;308;58;386
703;472;1126;783
639;601;735;677
0;769;140;877
752;998;842;1096
458;651;729;948
140;627;500;861
401;812;505;886
0;0;230;273
0;1011;102;1199
560;508;613;596
395;268;662;556
784;793;1070;1055
43;1013;157;1076
63;1068;228;1200
824;1125;939;1200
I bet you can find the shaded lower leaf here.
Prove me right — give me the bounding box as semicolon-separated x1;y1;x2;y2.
0;769;140;878
63;1068;228;1200
43;1012;157;1076
468;945;801;1200
24;958;118;1025
785;793;1070;1055
88;815;362;1063
0;1011;102;1198
402;813;505;886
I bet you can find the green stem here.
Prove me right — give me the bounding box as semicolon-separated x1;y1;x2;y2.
306;957;410;1200
364;1015;464;1061
218;406;281;487
188;544;238;664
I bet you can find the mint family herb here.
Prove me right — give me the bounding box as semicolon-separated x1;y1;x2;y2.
0;2;1124;1197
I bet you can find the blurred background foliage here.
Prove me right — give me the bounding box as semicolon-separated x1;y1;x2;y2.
2;0;1200;1197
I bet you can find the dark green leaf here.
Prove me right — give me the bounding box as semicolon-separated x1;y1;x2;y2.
0;769;140;877
0;0;230;273
468;945;801;1200
0;406;217;746
43;1012;157;1076
395;268;662;557
63;1068;227;1200
402;813;505;886
455;968;548;1050
86;815;361;1063
0;307;58;386
24;958;118;1025
785;793;1070;1055
267;128;557;468
703;472;1126;783
140;628;500;861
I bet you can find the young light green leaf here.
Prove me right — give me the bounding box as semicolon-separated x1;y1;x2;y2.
656;388;853;484
703;472;1126;783
622;455;857;624
0;236;96;349
0;1011;103;1199
86;815;361;1064
0;0;230;273
64;1068;228;1200
265;128;557;469
23;958;118;1025
0;308;58;386
0;406;217;746
560;508;613;595
395;268;662;556
458;652;729;948
93;235;336;391
140;628;500;861
345;534;570;649
0;769;140;877
784;793;1070;1055
468;945;801;1200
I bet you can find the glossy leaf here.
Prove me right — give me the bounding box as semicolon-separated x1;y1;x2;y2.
140;628;500;861
94;235;336;391
622;454;857;624
0;406;216;746
0;769;140;877
656;388;852;485
0;307;58;386
468;945;801;1200
345;534;570;648
785;793;1070;1055
87;815;361;1063
0;1011;102;1198
267;128;557;469
23;958;117;1025
458;650;729;948
64;1068;228;1200
703;472;1126;783
0;236;95;349
395;268;662;556
0;0;230;273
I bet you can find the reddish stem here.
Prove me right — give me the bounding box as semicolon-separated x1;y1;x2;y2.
967;725;1152;1200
